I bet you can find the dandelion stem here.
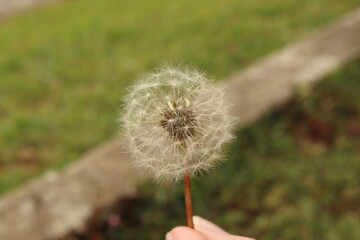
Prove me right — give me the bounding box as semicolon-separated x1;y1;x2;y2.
184;168;194;228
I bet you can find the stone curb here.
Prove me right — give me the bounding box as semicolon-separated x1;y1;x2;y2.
0;0;61;19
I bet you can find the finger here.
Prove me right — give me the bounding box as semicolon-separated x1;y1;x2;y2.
227;235;256;240
193;216;228;235
166;226;207;240
193;216;255;240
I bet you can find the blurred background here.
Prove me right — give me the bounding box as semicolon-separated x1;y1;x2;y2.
0;0;359;239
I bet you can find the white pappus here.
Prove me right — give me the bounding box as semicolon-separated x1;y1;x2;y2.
119;65;236;182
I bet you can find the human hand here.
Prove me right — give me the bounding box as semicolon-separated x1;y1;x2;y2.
166;216;255;240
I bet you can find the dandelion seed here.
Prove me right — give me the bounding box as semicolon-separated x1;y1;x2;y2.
119;65;236;228
119;65;236;181
120;67;234;181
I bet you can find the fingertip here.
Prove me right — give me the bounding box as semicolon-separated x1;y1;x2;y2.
193;215;227;235
192;216;256;240
228;235;257;240
168;226;207;240
165;232;172;240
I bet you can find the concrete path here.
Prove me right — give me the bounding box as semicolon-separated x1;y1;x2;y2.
0;0;60;19
0;8;360;240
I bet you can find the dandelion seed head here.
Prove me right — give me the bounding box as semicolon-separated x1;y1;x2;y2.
119;65;236;181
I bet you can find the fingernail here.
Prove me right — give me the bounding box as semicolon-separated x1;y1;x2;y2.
165;232;173;240
193;215;227;235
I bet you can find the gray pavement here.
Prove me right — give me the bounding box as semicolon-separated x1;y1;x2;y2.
0;0;60;19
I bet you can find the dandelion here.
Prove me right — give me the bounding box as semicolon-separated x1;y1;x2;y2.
119;65;236;227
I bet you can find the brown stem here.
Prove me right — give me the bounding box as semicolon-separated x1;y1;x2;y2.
184;169;194;228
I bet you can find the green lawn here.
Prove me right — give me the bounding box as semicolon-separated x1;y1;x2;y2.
79;59;360;240
0;0;359;195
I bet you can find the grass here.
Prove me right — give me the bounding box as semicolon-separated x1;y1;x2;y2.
74;59;360;240
0;0;359;195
